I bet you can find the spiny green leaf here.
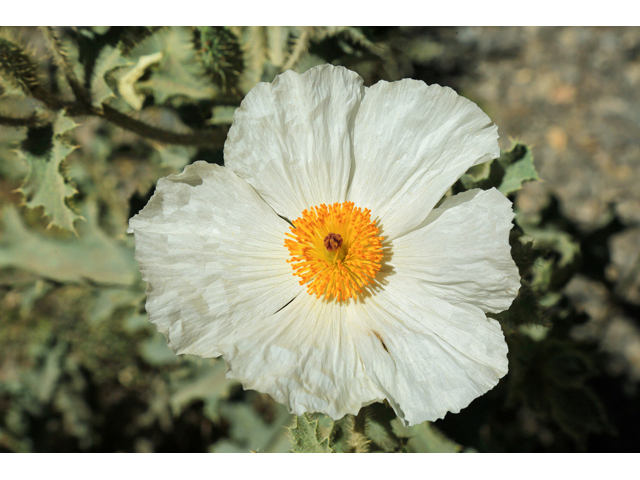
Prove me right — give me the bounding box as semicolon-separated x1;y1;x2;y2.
505;336;613;445
266;26;289;68
58;36;85;97
234;26;271;92
213;399;292;453
155;143;196;171
19;111;81;232
119;27;163;56
195;27;243;94
330;415;371;453
235;27;378;92
0;201;139;285
361;403;402;452
116;51;162;110
329;404;403;453
0;35;40;94
530;228;580;269
510;225;539;277
456;141;538;196
90;45;131;109
52;356;94;450
128;27;218;105
289;414;334;453
291;53;327;74
497;141;539;196
52;110;76;136
527;228;581;293
519;323;550;341
458;157;505;192
40;27;89;105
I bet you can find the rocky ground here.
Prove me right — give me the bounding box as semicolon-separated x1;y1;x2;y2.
452;26;640;384
459;27;640;227
442;28;640;451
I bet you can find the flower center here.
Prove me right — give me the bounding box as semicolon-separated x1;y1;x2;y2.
323;233;343;251
285;202;384;302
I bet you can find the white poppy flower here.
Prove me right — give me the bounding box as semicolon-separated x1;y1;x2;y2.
128;65;521;426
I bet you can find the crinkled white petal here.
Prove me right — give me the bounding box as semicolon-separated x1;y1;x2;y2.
348;79;500;240
391;188;520;314
351;275;509;426
129;66;517;427
224;64;365;221
222;292;386;420
219;262;508;426
128;161;300;356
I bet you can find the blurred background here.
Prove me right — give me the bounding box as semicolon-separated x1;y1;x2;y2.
0;26;639;452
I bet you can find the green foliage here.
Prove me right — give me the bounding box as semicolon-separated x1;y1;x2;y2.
458;145;551;334
213;398;292;453
393;420;462;453
516;197;583;302
492;226;548;334
195;27;243;94
292;404;463;453
329;415;371;453
88;29;214;111
119;27;163;57
358;403;403;452
231;26;387;92
450;138;613;451
497;142;539;196
0;92;37;116
0;202;138;285
0;123;27;179
0;26;619;453
458;142;580;334
506;336;614;447
125;27;218;106
1;26;420;453
90;45;130;109
0;35;40;94
17;111;81;232
529;229;581;293
290;414;334;453
0;342;70;451
456;141;538;196
168;360;235;421
458;158;503;192
550;386;613;442
0;26;387;233
0;280;154;451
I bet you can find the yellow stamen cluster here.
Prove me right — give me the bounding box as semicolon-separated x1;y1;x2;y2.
285;201;384;302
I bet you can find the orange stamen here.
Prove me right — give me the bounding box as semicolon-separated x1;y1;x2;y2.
285;202;384;302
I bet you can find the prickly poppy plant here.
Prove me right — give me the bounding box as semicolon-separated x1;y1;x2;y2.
128;64;520;427
4;26;622;454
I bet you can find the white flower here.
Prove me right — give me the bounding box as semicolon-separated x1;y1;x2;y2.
128;65;520;426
